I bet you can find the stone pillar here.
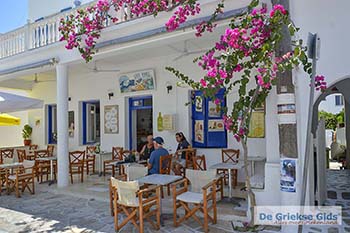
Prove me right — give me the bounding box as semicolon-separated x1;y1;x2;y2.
56;64;69;188
345;100;350;168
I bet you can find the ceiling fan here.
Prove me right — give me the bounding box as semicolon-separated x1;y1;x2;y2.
170;40;207;61
89;61;120;73
32;73;56;84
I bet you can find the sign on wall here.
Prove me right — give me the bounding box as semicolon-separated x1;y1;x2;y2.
104;105;119;134
68;111;74;138
162;114;175;131
118;69;155;93
280;158;296;193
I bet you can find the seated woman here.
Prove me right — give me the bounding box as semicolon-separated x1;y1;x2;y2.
172;132;191;175
139;135;154;161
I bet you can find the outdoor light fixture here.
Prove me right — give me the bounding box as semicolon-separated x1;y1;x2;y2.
108;92;114;100
166;82;173;94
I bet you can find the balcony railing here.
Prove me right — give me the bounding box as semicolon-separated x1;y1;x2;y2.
0;0;163;60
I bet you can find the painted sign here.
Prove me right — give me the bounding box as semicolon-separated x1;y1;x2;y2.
104;105;119;134
280;158;296;192
119;69;155;93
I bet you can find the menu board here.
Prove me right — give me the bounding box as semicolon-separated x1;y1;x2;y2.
248;111;265;138
162;114;175;131
194;120;204;143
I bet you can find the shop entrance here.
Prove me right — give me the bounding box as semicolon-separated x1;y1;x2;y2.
129;96;153;151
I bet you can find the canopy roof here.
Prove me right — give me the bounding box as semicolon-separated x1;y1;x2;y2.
0;91;43;113
0;114;21;126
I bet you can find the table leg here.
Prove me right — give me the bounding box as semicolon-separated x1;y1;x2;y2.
252;161;255;176
48;160;55;186
228;168;232;198
99;154;103;177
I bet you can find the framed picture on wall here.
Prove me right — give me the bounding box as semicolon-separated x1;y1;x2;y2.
104;105;119;134
118;69;155;93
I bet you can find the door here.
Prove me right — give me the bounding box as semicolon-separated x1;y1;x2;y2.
86;103;96;143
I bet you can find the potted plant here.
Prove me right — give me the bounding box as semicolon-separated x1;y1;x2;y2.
22;124;33;146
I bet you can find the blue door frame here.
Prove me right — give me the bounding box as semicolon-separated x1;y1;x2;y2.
128;96;152;150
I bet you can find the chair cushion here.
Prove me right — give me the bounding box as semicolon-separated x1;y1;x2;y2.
177;191;203;204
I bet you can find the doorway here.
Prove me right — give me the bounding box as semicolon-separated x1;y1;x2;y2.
129;96;153;151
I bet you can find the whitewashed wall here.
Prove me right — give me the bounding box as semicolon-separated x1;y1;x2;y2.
318;94;344;114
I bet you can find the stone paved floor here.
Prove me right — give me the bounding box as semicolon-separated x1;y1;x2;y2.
2;169;348;233
303;169;350;233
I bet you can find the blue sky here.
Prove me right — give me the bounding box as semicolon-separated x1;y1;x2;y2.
0;0;28;33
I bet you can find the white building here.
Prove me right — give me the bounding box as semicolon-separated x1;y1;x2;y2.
1;1;350;232
318;93;344;114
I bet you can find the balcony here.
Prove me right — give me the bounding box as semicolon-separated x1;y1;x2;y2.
0;0;162;60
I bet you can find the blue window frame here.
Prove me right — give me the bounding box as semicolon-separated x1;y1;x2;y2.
335;95;343;106
191;89;227;148
82;100;100;145
47;105;57;144
129;96;153;150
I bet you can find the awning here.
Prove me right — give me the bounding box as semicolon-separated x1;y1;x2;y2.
0;91;43;113
0;114;21;126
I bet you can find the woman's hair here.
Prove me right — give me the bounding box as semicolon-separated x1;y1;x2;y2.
176;132;187;142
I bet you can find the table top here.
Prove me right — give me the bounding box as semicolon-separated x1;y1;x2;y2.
239;156;266;162
209;162;245;170
36;157;57;161
0;162;23;169
137;174;182;186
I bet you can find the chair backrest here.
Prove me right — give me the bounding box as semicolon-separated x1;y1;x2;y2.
0;148;14;164
29;144;38;150
193;155;207;171
35;150;49;158
47;145;55;156
69;151;85;164
159;154;172;175
121;150;131;160
111;177;139;207
22;160;36;174
184;148;196;168
126;166;148;181
186;169;217;193
86;146;96;156
17;149;26;162
112;147;123;160
221;149;240;163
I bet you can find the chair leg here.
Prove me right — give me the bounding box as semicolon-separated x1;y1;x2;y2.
93;160;95;173
86;162;89;175
81;168;84;183
70;172;73;184
167;184;170;196
15;180;20;198
139;205;144;233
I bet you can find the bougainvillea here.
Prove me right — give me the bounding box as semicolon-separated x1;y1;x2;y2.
60;0;326;222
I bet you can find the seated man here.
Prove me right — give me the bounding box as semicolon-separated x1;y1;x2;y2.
148;137;169;175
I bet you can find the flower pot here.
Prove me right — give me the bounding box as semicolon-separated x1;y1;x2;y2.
24;139;31;146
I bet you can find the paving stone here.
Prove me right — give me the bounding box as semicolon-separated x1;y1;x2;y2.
343;218;350;226
310;226;322;232
327;227;339;233
342;192;350;200
328;191;338;199
345;227;350;232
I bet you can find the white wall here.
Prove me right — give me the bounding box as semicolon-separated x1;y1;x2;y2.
28;0;94;22
291;0;350;208
319;94;344;114
0;89;29;147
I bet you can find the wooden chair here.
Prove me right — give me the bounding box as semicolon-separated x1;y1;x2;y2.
193;155;207;171
220;149;240;187
109;166;148;216
104;147;123;176
29;144;38;150
0;168;7;195
47;144;55;157
0;148;14;164
35;150;51;183
85;146;96;175
193;155;224;200
172;169;218;233
159;154;172;198
110;177;161;233
184;148;197;169
6;160;35;198
17;149;27;162
69;151;85;184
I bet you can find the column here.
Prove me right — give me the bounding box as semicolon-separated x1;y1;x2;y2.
345;100;350;168
56;64;69;188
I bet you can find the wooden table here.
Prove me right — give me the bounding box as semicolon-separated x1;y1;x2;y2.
209;162;245;198
0;162;23;170
36;157;57;185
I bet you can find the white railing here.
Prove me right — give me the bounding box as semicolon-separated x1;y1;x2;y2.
0;0;158;59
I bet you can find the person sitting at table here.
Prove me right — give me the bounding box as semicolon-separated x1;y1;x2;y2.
139;135;154;161
173;132;191;175
148;137;169;175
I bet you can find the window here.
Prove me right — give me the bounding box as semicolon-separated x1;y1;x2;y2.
191;89;227;148
335;95;344;106
47;105;57;144
82;101;100;145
